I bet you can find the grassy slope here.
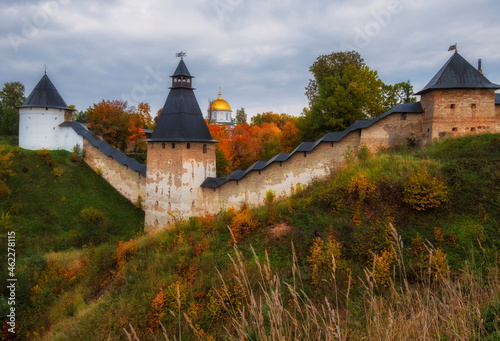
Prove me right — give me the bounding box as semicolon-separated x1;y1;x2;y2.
0;136;144;340
3;134;500;340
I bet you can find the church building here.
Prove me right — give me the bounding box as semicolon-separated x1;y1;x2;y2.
207;89;233;125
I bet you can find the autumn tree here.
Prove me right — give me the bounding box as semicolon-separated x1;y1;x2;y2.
251;112;297;129
208;123;230;177
0;81;25;135
279;121;300;153
87;100;131;151
252;122;281;160
129;102;153;152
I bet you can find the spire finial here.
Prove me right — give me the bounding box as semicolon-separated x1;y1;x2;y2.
176;51;186;60
43;64;48;74
218;86;222;96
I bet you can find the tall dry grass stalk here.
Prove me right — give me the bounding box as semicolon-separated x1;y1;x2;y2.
125;224;499;340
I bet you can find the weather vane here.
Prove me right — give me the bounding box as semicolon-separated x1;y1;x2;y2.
43;64;48;74
176;51;187;60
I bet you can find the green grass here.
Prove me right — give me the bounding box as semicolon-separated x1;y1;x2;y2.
2;134;500;340
0;140;144;253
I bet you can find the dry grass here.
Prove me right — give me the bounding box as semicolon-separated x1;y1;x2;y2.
124;225;500;340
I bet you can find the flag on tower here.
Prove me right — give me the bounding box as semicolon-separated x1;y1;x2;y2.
448;44;457;51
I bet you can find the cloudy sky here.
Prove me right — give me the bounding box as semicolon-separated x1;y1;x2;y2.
1;0;500;119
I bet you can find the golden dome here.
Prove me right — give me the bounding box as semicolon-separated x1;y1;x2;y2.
209;90;231;111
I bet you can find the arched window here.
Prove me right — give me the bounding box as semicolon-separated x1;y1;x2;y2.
187;143;191;149
162;143;165;149
172;143;176;149
203;144;207;154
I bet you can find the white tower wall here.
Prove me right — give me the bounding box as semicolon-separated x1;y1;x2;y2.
19;107;65;150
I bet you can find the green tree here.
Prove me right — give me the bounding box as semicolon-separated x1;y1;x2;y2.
305;51;365;107
235;107;247;124
383;80;416;108
0;81;25;135
300;51;402;141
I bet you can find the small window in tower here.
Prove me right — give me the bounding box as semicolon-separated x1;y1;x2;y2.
187;143;190;149
471;103;476;109
172;143;175;149
203;144;207;154
452;127;457;131
162;143;165;149
450;104;455;109
401;113;407;120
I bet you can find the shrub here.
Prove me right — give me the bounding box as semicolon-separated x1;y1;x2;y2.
356;143;371;162
79;207;105;225
7;203;22;216
37;149;51;158
69;144;85;162
307;232;348;285
403;170;448;211
0;212;14;233
228;204;259;244
51;167;64;178
265;189;276;225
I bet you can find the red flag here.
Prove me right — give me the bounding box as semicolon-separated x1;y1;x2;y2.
448;44;457;51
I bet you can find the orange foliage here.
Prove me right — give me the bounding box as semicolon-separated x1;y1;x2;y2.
207;115;301;175
115;239;137;270
88;100;130;150
229;204;259;244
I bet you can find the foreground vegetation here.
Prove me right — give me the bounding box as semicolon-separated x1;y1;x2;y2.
1;134;499;340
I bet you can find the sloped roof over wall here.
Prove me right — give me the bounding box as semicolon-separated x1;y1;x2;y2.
415;53;500;95
19;74;72;110
201;102;423;188
61;122;147;177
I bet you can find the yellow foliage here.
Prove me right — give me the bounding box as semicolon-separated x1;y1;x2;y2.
228;204;259;244
373;249;395;287
403;171;448;211
115;239;137;270
307;232;348;285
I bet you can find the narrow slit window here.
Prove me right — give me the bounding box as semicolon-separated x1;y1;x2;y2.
450;104;455;109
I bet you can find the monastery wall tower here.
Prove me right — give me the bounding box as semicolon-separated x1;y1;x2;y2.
417;52;500;144
144;58;217;231
18;72;80;150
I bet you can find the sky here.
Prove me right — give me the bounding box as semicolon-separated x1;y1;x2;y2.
1;0;500;120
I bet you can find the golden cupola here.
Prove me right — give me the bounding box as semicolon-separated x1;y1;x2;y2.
209;89;231;111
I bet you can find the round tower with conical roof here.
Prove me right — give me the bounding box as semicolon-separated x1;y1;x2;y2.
18;72;76;150
145;57;217;231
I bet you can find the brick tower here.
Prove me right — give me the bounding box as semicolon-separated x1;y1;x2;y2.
417;51;500;144
144;57;217;231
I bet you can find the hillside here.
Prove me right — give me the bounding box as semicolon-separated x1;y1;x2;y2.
1;134;500;340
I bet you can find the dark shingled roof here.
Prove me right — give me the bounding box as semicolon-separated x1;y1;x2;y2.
60;122;147;177
19;74;72;110
201;102;424;189
416;53;500;95
172;59;192;77
150;60;216;143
